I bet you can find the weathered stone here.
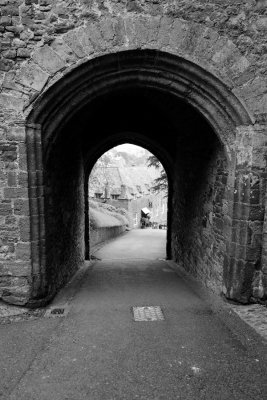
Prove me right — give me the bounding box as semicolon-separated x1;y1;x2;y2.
32;45;65;74
18;62;49;91
0;2;266;307
0;260;31;276
17;48;31;58
19;217;31;242
63;30;86;58
4;187;28;199
0;202;12;216
12;38;26;48
0;93;24;111
6;126;25;142
7;172;17;187
14;199;30;216
16;242;31;261
0;16;11;26
2;50;16;59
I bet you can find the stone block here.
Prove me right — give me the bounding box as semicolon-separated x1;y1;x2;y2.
32;45;65;74
50;38;78;63
0;93;24;111
82;23;106;52
1;278;30;305
17;48;31;58
18;143;27;171
0;202;12;216
18;62;49;92
1;5;19;16
169;19;189;53
4;187;28;199
0;144;17;162
5;215;17;225
12;38;26;48
76;26;95;55
0;58;14;72
19;217;31;241
18;172;28;187
0;16;11;26
0;260;31;276
233;77;267;116
14;199;30;216
63;30;86;58
2;50;16;59
157;16;173;48
7;172;17;187
16;242;31;261
250;205;264;221
6;126;25;142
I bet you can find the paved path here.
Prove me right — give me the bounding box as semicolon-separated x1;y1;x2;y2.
93;228;167;260
1;230;267;400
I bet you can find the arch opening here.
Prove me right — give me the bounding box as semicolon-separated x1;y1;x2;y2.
88;144;168;260
26;50;251;305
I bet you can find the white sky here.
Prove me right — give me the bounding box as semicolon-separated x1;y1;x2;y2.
115;144;147;155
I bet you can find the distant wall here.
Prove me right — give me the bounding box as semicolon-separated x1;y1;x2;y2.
89;202;127;249
90;225;126;249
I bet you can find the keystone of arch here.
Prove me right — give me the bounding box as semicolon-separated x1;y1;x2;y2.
14;15;258;121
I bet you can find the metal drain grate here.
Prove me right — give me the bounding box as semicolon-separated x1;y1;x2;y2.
44;306;68;318
132;306;165;321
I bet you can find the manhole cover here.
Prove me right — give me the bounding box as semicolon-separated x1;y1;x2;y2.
132;306;165;321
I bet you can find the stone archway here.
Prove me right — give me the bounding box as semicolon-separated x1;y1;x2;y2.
23;48;254;307
1;14;264;307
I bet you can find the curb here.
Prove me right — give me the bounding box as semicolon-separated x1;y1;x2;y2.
166;260;267;361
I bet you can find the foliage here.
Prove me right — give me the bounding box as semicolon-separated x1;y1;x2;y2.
147;155;168;195
89;200;131;228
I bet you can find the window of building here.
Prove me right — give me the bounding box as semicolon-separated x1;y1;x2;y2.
95;193;102;199
111;194;119;200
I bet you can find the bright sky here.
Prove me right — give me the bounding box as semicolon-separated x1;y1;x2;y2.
115;144;146;155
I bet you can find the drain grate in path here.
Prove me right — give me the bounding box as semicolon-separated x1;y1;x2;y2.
132;306;165;321
44;307;69;318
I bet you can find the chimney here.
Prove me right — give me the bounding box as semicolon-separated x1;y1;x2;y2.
120;184;127;199
104;182;110;199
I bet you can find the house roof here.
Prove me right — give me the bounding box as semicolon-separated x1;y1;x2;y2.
89;166;160;198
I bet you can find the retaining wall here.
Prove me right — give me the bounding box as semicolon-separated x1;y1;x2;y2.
90;225;126;249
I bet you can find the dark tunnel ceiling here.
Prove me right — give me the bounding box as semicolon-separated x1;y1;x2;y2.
61;86;218;160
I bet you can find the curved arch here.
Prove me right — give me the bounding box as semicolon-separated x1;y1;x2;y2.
28;50;252;148
24;49;254;306
84;133;174;264
84;131;174;180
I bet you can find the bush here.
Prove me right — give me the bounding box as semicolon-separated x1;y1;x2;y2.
89;200;131;228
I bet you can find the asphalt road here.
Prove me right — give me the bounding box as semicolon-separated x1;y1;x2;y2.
1;229;267;399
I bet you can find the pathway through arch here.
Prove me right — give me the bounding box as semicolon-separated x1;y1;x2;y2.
2;232;266;400
93;229;167;260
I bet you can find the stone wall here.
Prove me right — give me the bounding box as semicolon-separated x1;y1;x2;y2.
0;0;266;305
90;225;126;249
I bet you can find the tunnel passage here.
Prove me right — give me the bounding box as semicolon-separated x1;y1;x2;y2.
26;50;253;304
43;85;229;298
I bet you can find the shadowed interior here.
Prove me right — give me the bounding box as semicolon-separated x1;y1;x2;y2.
43;85;229;297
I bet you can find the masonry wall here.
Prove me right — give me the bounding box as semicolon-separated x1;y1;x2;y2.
0;0;266;305
90;225;126;249
43;132;85;300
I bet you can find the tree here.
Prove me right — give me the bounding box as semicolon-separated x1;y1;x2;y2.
147;155;168;195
